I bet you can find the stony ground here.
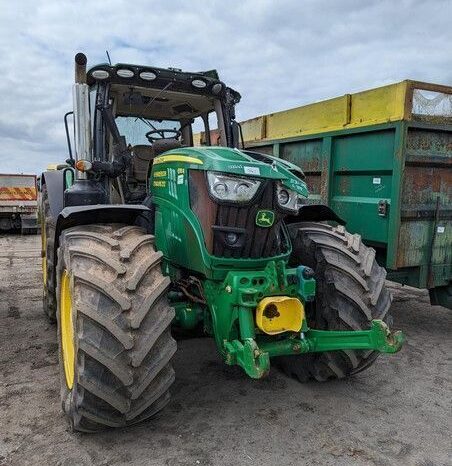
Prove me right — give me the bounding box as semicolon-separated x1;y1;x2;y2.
0;234;450;466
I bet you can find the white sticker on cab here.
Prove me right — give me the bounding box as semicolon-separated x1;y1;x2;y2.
244;166;260;175
373;177;381;185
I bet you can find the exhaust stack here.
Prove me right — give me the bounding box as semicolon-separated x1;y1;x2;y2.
74;52;87;84
72;53;91;178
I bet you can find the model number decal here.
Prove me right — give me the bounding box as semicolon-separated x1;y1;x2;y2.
244;166;260;175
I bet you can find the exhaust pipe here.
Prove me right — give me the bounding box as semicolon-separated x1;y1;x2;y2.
72;53;91;178
75;52;87;84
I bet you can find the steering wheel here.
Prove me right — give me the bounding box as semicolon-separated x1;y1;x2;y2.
145;129;181;144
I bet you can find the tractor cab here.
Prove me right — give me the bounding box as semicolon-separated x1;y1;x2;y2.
68;57;241;204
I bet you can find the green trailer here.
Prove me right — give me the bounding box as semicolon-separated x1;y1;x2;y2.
229;81;451;308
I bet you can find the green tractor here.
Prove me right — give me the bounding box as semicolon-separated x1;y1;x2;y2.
40;53;404;432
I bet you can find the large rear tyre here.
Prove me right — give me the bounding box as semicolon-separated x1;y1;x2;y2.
278;222;392;382
56;224;176;432
41;184;57;322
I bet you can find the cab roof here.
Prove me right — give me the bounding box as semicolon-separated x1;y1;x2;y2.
87;62;241;104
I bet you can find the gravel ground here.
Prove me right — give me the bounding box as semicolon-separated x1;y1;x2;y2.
0;234;451;466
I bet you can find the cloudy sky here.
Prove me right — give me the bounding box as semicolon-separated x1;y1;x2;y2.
0;0;451;175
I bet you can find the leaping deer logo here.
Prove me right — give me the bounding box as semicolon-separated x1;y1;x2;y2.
256;210;275;227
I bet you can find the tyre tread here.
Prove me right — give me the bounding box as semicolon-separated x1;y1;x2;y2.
280;222;392;382
56;224;176;432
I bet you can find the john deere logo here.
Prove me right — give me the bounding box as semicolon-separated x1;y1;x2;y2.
256;210;275;227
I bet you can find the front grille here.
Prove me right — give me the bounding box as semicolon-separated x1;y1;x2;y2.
189;171;289;259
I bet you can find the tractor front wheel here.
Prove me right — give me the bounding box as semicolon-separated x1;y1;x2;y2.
277;222;392;382
56;224;176;432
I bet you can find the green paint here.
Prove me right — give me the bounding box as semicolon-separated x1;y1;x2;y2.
172;301;203;330
150;144;405;378
225;320;403;379
304;320;405;354
152;147;306;280
296;266;316;302
64;168;74;189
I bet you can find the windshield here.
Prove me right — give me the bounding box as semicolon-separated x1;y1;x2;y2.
116;116;181;146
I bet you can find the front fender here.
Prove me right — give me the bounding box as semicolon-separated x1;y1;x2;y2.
55;204;151;240
285;204;345;226
52;204;151;278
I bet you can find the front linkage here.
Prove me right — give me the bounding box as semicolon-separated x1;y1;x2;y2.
176;261;404;379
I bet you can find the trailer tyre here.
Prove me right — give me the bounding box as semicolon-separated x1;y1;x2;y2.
56;224;176;432
41;184;57;322
277;222;392;382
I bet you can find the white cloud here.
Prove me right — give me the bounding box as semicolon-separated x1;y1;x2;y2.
0;0;451;174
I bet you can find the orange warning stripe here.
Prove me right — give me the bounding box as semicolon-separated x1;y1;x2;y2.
0;187;37;201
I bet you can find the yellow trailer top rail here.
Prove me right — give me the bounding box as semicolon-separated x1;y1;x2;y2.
238;80;452;144
194;80;452;146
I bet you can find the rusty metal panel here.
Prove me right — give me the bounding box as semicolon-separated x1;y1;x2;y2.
279;139;324;203
251;145;273;155
397;127;452;287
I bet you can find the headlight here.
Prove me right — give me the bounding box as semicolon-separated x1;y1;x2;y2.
207;172;261;202
276;182;306;212
277;189;290;205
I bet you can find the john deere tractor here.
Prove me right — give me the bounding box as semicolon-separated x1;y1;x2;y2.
40;53;404;432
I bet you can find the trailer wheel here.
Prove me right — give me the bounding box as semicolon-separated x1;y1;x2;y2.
277;222;392;382
56;224;176;432
41;184;57;322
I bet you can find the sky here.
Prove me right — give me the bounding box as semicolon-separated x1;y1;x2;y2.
0;0;451;175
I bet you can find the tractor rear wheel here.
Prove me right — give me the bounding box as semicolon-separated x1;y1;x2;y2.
41;184;57;322
277;222;392;382
56;224;176;432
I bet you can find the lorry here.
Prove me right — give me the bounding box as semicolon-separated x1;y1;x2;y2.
0;173;38;234
196;80;452;309
40;53;404;432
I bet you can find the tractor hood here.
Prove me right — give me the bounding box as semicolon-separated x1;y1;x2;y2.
154;146;308;197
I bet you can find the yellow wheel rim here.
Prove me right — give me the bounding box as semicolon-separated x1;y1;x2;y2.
60;270;75;389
